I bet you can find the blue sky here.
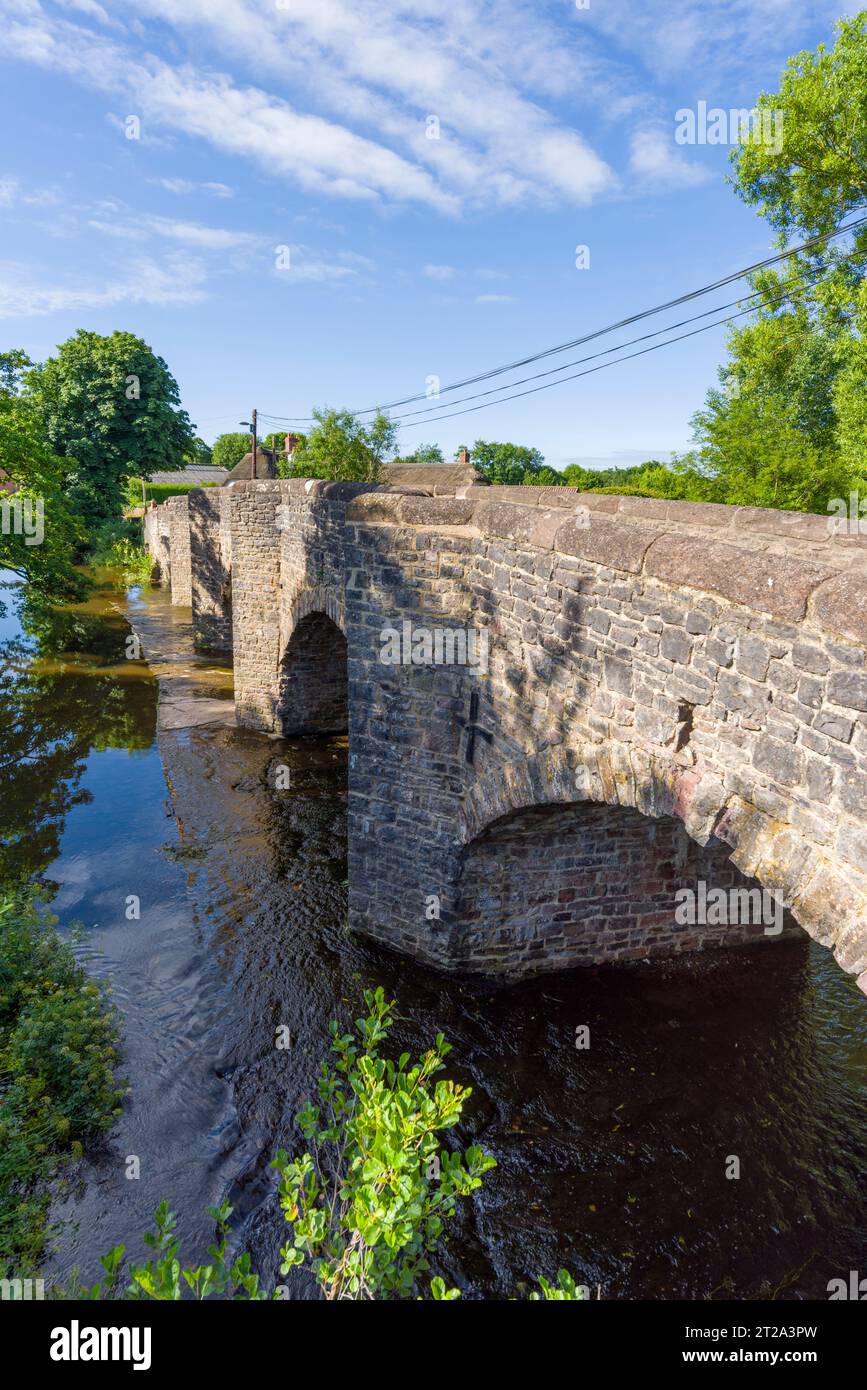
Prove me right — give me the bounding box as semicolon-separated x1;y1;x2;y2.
0;0;857;469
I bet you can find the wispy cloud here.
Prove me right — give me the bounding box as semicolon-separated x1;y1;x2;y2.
87;214;257;251
422;264;458;281
475;292;516;305
628;128;712;190
0;176;61;208
273;245;373;284
0;0;618;211
0;253;207;318
155;177;235;198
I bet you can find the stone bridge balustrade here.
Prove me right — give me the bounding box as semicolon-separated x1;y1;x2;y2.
143;480;867;989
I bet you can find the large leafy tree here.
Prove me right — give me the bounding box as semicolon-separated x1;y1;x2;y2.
0;351;86;599
28;330;194;529
211;431;251;471
467;439;562;486
281;407;397;482
690;11;867;499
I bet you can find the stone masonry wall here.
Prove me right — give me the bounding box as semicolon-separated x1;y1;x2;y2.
228;479;378;731
343;489;867;985
278;612;348;735
143;480;867;987
456;801;799;975
143;504;171;587
167;495;192;608
189;487;233;652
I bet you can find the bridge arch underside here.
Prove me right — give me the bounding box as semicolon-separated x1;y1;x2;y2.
454;748;867;983
277;609;348;737
454;798;800;976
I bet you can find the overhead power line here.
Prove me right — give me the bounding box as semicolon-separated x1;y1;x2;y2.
257;213;867;428
388;262;830;425
395;278;824;430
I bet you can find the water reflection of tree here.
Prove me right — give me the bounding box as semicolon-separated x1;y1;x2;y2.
0;595;156;886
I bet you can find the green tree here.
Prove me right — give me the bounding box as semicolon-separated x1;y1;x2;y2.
211;431;252;471
281;408;397;482
392;442;444;465
28;331;194;530
183;436;212;466
709;11;867;490
0;350;87;598
467;438;560;486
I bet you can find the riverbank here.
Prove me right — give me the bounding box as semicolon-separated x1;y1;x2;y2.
0;883;123;1276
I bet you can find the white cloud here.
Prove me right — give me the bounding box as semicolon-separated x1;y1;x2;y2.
580;0;847;80
628;128;712;190
274;245;372;284
475;293;516;304
0;176;60;207
422;264;457;281
87;213;257;250
0;4;460;211
156;177;235;198
0;0;618;211
0;253;207;318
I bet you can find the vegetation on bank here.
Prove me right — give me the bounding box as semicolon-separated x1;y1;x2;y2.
79;990;580;1301
123;480;221;506
0;885;124;1275
87;533;154;585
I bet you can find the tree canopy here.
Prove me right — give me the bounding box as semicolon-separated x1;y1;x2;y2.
28;330;194;529
211;432;251;471
280;408;397;482
466;439;561;486
0;351;87;599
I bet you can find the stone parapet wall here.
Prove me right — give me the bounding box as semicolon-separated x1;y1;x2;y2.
143;504;171;586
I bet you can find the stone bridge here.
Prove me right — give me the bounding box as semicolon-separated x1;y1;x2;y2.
144;479;867;991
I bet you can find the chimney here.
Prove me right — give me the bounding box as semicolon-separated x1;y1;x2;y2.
457;447;470;465
285;433;299;458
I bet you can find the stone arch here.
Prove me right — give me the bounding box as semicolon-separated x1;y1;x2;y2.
278;584;346;658
276;587;347;737
458;744;867;985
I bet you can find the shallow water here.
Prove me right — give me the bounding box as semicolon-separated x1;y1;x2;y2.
2;573;865;1299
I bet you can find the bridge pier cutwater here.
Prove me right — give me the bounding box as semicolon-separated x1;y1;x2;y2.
143;477;867;991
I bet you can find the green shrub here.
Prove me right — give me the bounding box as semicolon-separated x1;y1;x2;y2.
0;887;124;1273
273;986;495;1299
67;1201;267;1301
87;531;153;584
124;479;221;506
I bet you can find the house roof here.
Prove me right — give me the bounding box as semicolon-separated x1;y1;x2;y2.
225;448;278;482
381;462;488;490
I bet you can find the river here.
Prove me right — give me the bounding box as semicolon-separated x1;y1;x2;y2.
2;570;865;1299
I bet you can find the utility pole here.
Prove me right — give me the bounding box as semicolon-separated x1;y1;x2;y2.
240;408;258;479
